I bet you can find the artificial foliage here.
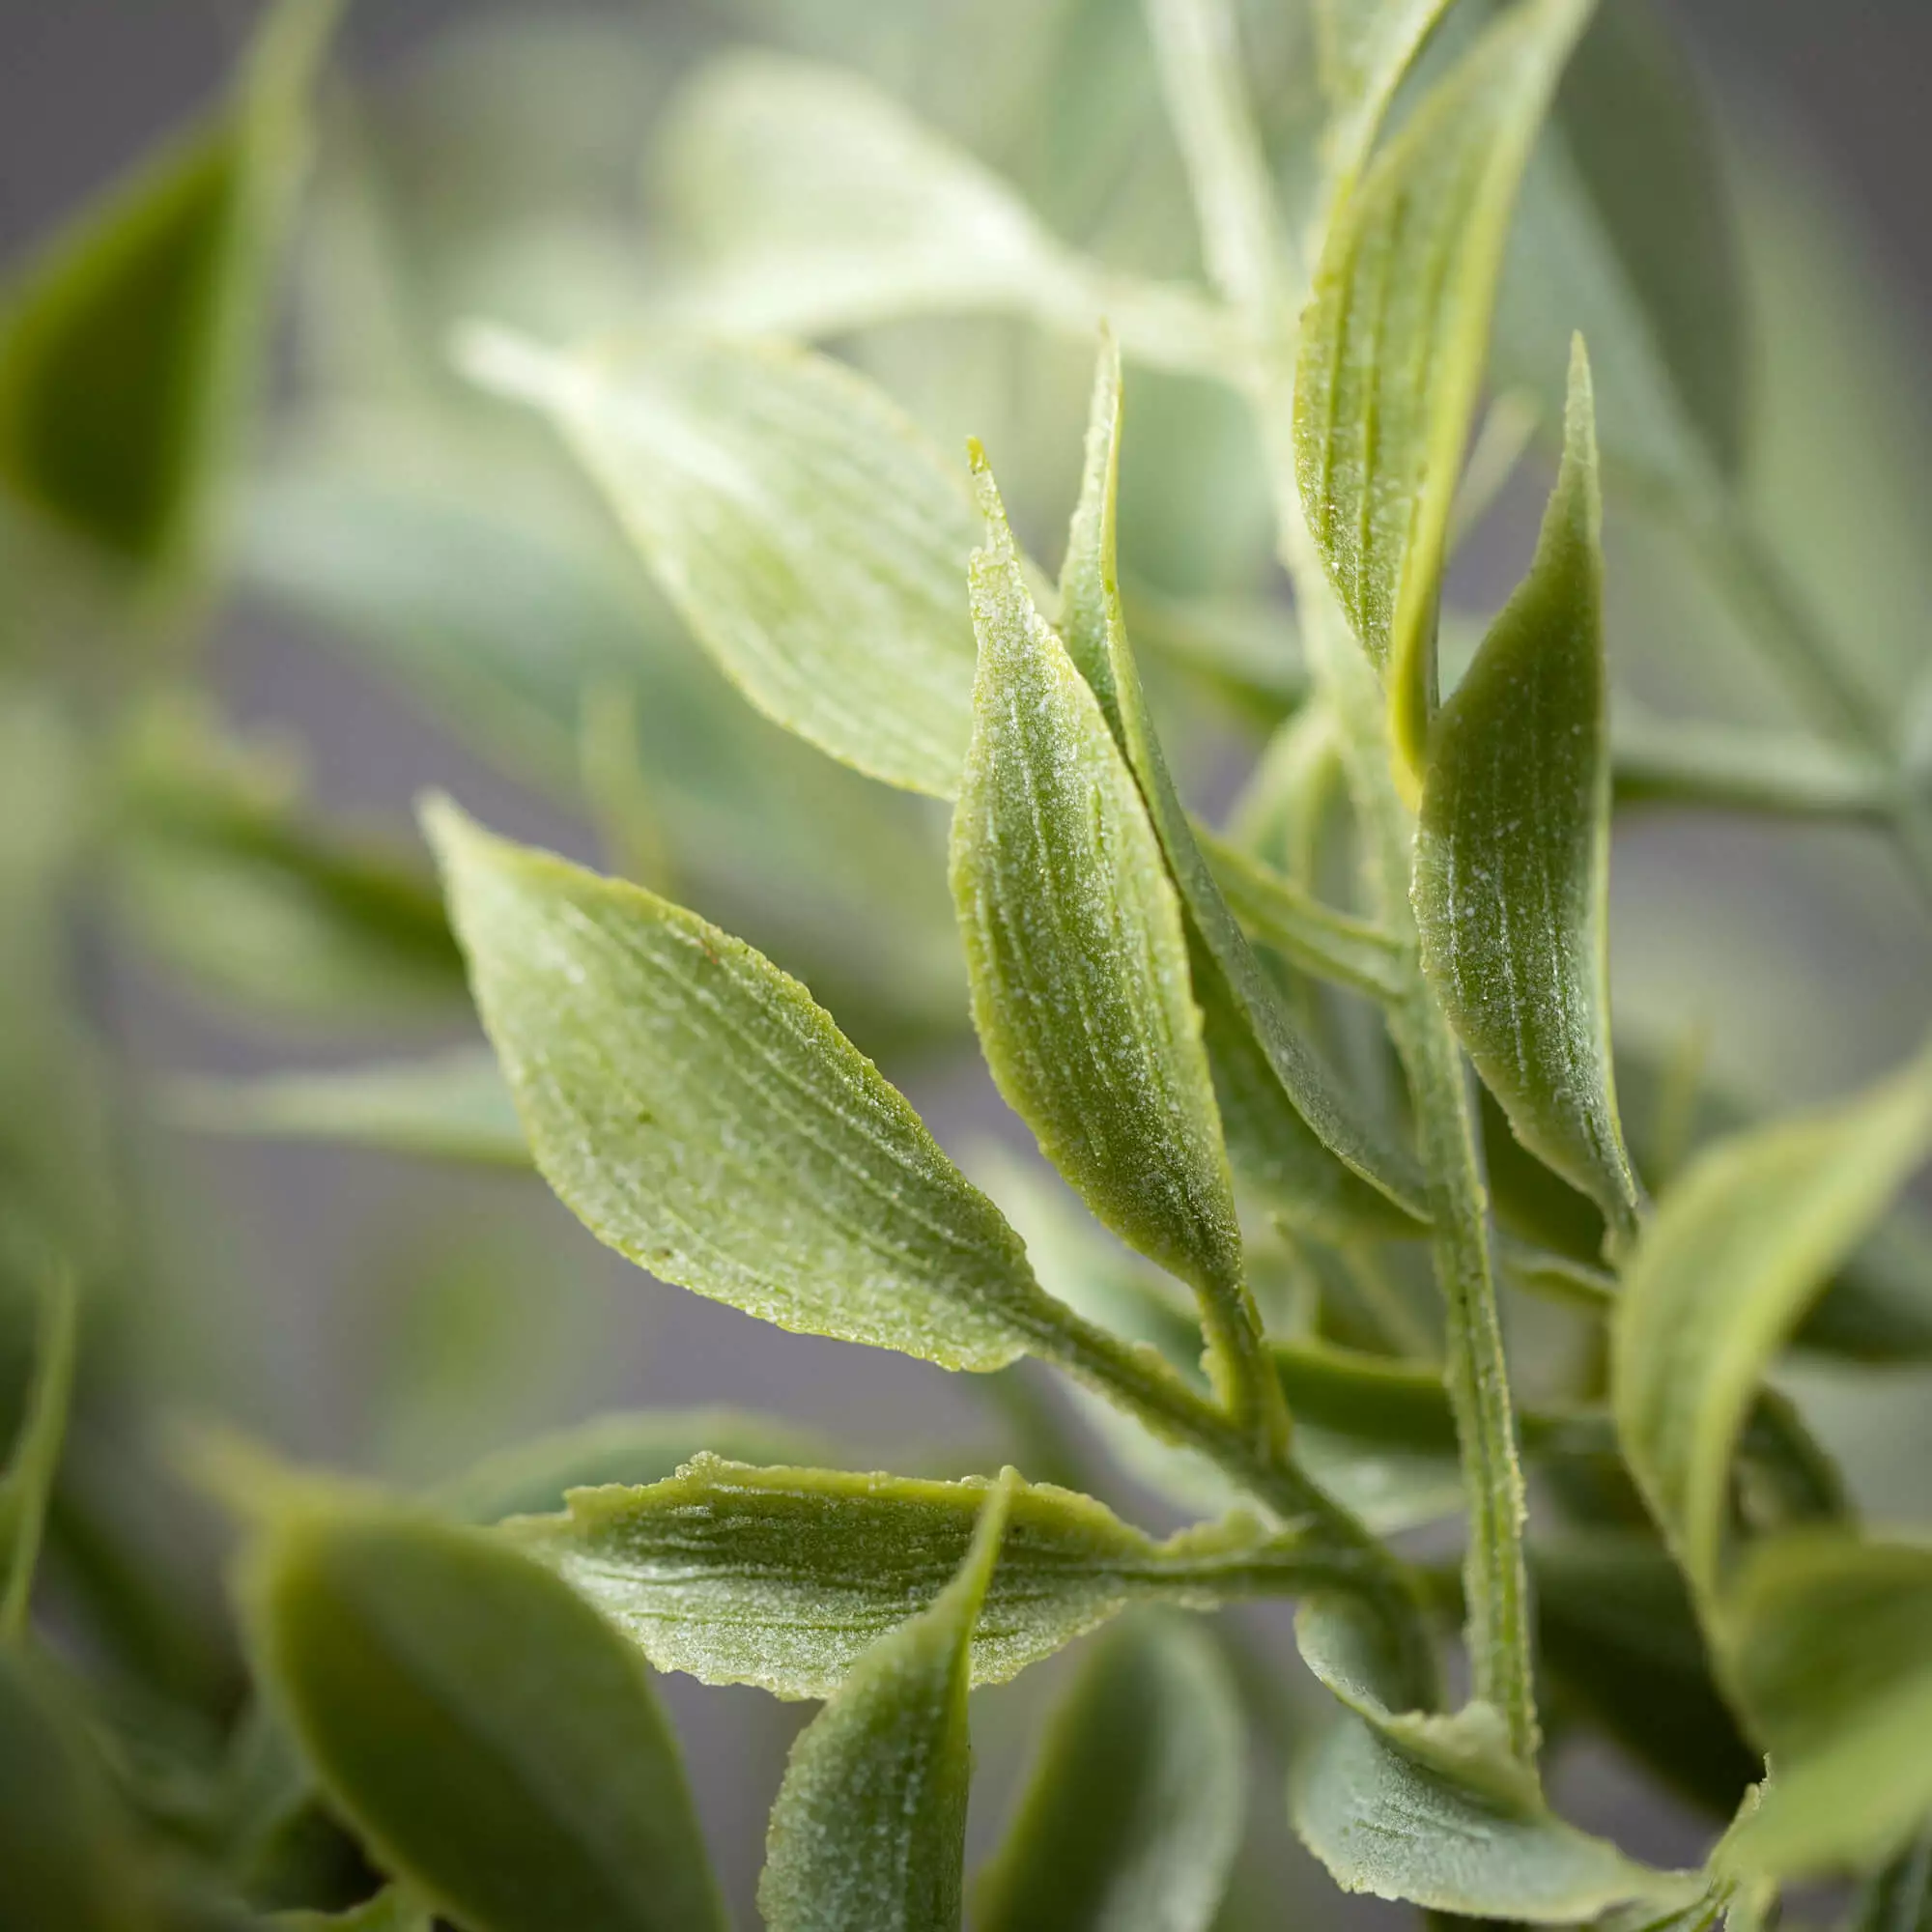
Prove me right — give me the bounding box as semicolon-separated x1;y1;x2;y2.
2;0;1931;1928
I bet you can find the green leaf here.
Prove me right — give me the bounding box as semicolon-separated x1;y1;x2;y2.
272;1889;432;1932
1532;1532;1759;1819
0;0;338;580
1613;1044;1932;1595
1061;335;1428;1236
1841;1831;1932;1932
1493;0;1747;497
1313;0;1460;193
460;327;980;798
242;1498;726;1932
952;446;1267;1423
1293;0;1593;780
1611;711;1893;822
0;1266;77;1638
425;799;1061;1371
508;1456;1348;1700
756;1472;1012;1932
0;1653;154;1931
170;1050;527;1167
974;1616;1245;1932
651;52;1236;375
430;1408;839;1523
1718;1532;1932;1882
1414;339;1640;1246
1290;1600;1687;1919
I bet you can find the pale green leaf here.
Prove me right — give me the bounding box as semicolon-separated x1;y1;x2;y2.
952;447;1262;1415
0;0;338;581
974;1616;1245;1932
242;1500;726;1932
1292;1594;1688;1918
0;1267;77;1638
1062;335;1428;1235
430;1408;838;1524
1613;1045;1932;1595
1612;710;1893;822
425;800;1060;1371
1414;339;1640;1245
1719;1533;1932;1882
458;327;980;798
756;1474;1012;1932
1313;0;1460;193
1841;1831;1932;1932
273;1888;432;1932
652;51;1236;375
1493;0;1747;497
507;1456;1350;1700
170;1049;527;1167
1293;0;1593;779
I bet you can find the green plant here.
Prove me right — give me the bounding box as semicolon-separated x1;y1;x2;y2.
3;0;1932;1927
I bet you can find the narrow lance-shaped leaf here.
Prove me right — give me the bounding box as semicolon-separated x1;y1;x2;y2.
0;1267;77;1639
1290;1594;1692;1920
242;1498;727;1932
974;1614;1246;1932
1313;0;1461;195
0;0;339;581
1294;0;1594;783
460;327;980;798
1613;1040;1932;1596
1414;339;1640;1248
1718;1532;1932;1883
1838;1828;1932;1932
1061;334;1428;1237
425;799;1065;1372
951;447;1274;1431
757;1473;1014;1932
507;1457;1355;1700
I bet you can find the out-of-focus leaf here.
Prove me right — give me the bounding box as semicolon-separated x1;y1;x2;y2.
273;1889;431;1932
430;1408;838;1523
952;447;1266;1422
1611;711;1891;822
756;1474;1011;1932
1415;341;1639;1246
0;1651;154;1931
242;1499;726;1932
0;1266;77;1636
240;419;968;1046
1532;1533;1759;1819
974;1616;1245;1932
114;703;464;1023
508;1456;1347;1700
0;0;338;580
1291;1593;1689;1918
426;801;1062;1370
1312;0;1459;192
1841;1832;1932;1932
1064;335;1427;1236
170;1049;526;1167
1493;0;1747;497
461;327;980;798
1293;0;1592;779
1718;1533;1932;1882
1613;1045;1932;1594
652;51;1235;374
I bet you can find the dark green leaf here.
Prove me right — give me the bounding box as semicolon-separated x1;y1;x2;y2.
0;0;338;579
242;1499;726;1932
426;800;1061;1371
0;1265;77;1637
430;1408;838;1523
975;1616;1244;1932
0;1651;154;1931
1063;335;1427;1236
1719;1533;1932;1881
508;1456;1350;1699
952;446;1265;1420
170;1050;526;1167
1414;340;1640;1246
1293;0;1593;778
756;1474;1012;1932
461;327;980;798
1613;1046;1932;1595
